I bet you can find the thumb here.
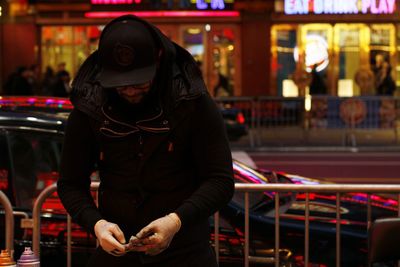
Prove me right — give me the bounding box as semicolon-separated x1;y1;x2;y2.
136;225;155;239
110;225;126;244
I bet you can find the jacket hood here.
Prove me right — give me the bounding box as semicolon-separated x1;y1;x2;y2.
70;15;207;122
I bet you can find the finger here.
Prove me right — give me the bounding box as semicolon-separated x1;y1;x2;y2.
136;223;156;239
129;236;143;246
140;234;160;245
108;249;126;257
104;235;126;252
145;247;162;256
128;244;153;252
109;224;126;244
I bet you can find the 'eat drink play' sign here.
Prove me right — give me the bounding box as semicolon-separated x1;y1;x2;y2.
284;0;396;15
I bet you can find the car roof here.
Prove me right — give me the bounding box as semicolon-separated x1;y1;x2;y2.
0;96;70;133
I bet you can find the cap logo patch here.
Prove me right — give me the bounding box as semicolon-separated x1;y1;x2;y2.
113;43;134;66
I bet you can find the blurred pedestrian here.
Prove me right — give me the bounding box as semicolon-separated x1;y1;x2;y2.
309;64;327;95
373;53;395;96
41;66;56;96
57;14;234;267
29;64;41;95
3;67;19;95
5;66;34;96
213;72;232;97
50;70;71;97
354;67;375;96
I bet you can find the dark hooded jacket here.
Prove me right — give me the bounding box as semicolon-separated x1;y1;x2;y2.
57;15;234;264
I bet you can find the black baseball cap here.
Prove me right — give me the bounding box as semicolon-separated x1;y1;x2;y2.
96;18;158;88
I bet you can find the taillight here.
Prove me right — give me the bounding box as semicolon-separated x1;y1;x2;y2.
236;112;245;124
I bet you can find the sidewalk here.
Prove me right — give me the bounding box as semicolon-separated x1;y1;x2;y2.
230;127;400;152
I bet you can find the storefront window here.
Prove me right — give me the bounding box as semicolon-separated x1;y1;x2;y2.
182;27;205;65
271;23;397;96
334;24;366;96
41;23;239;96
211;27;235;97
180;25;238;96
41;25;101;78
271;26;297;96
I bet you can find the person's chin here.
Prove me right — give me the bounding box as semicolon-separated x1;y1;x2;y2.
123;96;143;104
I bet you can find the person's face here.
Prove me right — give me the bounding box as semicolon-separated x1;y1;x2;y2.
375;54;384;67
116;81;152;104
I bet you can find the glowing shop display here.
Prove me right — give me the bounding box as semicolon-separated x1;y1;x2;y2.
284;0;396;15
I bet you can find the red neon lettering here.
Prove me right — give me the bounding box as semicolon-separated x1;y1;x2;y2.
91;0;134;4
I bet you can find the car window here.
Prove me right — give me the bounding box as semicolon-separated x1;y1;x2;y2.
8;131;62;209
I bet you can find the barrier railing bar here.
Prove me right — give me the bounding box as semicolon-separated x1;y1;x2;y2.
235;184;400;193
397;194;400;267
336;193;341;267
305;192;309;267
32;182;400;266
244;192;249;267
367;194;372;229
0;190;14;254
398;194;400;217
14;211;29;240
213;212;219;265
274;192;280;267
67;215;71;267
32;183;57;256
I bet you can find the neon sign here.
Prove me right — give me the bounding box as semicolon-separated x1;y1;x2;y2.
196;0;225;10
85;11;239;18
284;0;396;15
91;0;137;3
91;0;227;10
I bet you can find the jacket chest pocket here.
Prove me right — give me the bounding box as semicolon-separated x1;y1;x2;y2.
99;136;140;172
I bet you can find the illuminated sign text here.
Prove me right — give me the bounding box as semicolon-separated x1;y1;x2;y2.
284;0;396;15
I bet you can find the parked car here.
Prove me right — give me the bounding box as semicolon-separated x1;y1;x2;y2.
0;96;396;266
219;106;248;141
0;96;285;266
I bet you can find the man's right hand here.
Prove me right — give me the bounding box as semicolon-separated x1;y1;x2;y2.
94;219;127;256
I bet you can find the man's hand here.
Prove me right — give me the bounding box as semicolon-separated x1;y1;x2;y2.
94;219;127;256
127;213;181;256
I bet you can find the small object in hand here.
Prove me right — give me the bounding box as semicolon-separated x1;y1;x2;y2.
129;235;145;247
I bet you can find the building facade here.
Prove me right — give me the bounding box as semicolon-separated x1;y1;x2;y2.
6;0;398;97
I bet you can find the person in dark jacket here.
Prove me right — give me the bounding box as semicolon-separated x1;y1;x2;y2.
57;15;234;267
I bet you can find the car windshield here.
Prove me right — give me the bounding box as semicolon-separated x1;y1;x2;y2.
231;161;274;211
231;161;295;215
8;131;63;209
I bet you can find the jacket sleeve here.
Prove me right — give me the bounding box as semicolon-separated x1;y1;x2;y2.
57;109;102;234
174;93;235;227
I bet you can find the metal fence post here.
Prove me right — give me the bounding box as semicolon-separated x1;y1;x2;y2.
32;183;57;256
0;191;13;253
213;212;219;264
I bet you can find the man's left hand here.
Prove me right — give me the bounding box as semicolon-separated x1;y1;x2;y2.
127;213;181;256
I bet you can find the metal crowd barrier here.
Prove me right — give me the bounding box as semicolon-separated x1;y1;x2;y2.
32;183;400;267
215;96;400;147
0;191;13;253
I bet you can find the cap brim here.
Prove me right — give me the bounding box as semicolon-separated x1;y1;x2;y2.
97;64;157;88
